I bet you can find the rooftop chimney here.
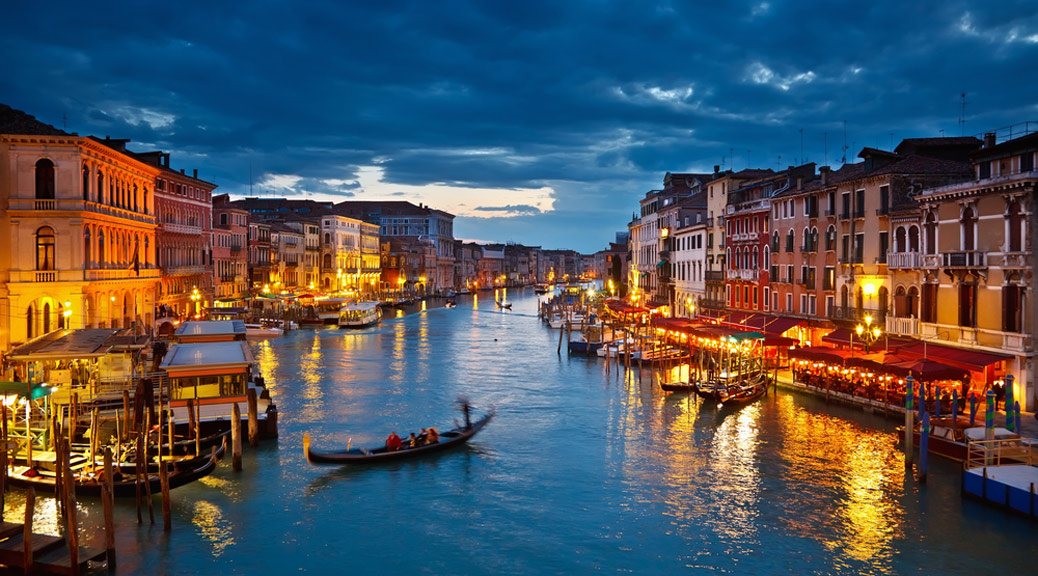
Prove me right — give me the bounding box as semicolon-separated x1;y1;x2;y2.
714;165;720;174
819;166;830;186
193;169;198;179
984;132;996;148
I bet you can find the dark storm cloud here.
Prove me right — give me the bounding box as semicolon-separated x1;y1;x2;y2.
472;205;544;216
2;0;1036;251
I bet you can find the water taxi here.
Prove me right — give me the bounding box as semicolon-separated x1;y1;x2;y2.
338;301;382;328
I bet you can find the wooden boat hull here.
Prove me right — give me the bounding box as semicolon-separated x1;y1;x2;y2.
660;381;696;393
8;453;219;498
305;412;493;465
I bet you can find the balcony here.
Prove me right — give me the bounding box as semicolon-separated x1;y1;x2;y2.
35;271;56;282
942;251;986;268
886;316;919;337
726;269;759;281
8;198;154;224
1002;252;1028;269
85;268;160;281
824;209;836;217
704;270;725;282
1003;333;1032;353
886;251;920;270
829;306;886;325
162;222;202;235
730;232;759;242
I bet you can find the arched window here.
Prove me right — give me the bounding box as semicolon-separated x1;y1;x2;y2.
36;226;55;270
133;183;139;212
878;286;888;318
752;246;759;269
26;306;34;340
35;159;55;199
97;173;105;204
802;227;810;251
961;206;977;251
323;253;332;269
908;226;920;252
142;187;149;214
771;231;780;252
82;166;90;201
763;245;770;269
84;228;92;267
786;229;794;252
895;226;906;253
98;230;106;266
43;302;51;334
924;212;937;255
1007;199;1023;252
826;225;837;251
810;227;819;252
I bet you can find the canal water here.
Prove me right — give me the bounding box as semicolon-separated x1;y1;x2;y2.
10;290;1037;574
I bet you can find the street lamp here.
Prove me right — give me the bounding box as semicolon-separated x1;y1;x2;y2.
855;314;882;354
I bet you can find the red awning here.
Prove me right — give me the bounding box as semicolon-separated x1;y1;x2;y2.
645;300;668;309
788;346;851;364
722;310;757;327
763;316;803;335
898;342;1011;372
821;328;855;346
763;335;797;347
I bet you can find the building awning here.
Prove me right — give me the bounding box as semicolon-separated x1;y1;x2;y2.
722;310;757;327
763;317;804;336
763;335;798;347
644;300;668;309
821;328;855;346
696;310;725;321
655;260;667;268
898;341;1011;372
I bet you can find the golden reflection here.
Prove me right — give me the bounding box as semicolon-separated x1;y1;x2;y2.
774;395;904;565
192;500;236;557
421;300;427;312
298;332;325;423
395;309;404;319
251;339;278;394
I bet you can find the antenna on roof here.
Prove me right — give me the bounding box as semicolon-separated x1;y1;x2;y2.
824;132;828;166
799;128;804;164
249;161;254;196
841;120;847;165
890;132;894;151
959;92;967;136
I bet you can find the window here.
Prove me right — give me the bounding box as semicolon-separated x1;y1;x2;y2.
772;231;780;252
1003;283;1023;333
823;267;835;291
961;206;976;251
979;161;991;179
36;226;55;270
879;185;889;215
854;190;865;218
841;235;849;262
800;294;808;314
841;192;850;219
958;282;977;327
786;229;794;252
786;293;793;313
854;233;864;263
1007;199;1024;252
763;287;770;310
35;159;55;199
1022;152;1035;173
879;232;889;264
921;283;938;323
82;167;90;201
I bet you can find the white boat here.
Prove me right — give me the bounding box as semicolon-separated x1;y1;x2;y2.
245;322;284;338
338;301;382;328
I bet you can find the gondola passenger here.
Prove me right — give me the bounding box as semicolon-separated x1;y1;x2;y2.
426;427;440;444
408;433;418;448
385;431;402;451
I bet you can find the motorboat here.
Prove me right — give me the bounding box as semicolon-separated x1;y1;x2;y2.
338;301;382;328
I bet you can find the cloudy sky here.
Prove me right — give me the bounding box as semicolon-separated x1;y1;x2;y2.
3;1;1037;252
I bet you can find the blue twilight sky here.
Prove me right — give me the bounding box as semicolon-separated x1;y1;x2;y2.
2;1;1037;253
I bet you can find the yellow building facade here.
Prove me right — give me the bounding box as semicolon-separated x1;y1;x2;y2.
0;112;159;354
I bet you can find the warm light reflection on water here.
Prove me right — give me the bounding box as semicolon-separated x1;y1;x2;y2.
192;500;235;557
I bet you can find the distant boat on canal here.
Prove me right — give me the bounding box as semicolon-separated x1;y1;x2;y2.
303;409;494;464
338;301;382;328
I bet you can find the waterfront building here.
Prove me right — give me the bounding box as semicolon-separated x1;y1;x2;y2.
593;241;628;298
726;165;815;317
478;244;505;288
0;105;159;354
671;203;709;318
701;169;773;319
134;151;216;327
335;201;455;295
248;220;273;291
912;128;1038;409
318;214;362;294
212;194;250;306
454;241;482;290
270;222;305;291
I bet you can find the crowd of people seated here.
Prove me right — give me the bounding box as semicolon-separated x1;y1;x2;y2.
791;361;975;416
385;427;439;451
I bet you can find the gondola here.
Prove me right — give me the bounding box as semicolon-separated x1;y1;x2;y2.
694;374;769;407
660;380;697;393
303;410;494;465
8;451;220;498
496;302;512;310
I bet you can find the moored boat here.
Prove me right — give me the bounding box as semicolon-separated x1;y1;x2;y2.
8;451;219;498
245;322;284;338
896;417;1030;463
304;410;493;465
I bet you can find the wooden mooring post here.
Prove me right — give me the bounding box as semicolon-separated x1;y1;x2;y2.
122;391;131;442
186;399;196;455
247;388;259;447
23;487;34;576
160;461;172;531
232;403;243;471
103;447;116;570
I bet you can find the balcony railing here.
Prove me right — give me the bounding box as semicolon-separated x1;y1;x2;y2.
942;251;986;268
36;271;56;282
886;251;920;270
704;270;725;282
886;316;919;337
1002;252;1029;268
920;254;940;268
35;199;56;210
726;269;759;281
162;222;203;235
829;306;887;325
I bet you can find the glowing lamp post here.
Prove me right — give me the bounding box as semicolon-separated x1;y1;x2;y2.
855;314;882;354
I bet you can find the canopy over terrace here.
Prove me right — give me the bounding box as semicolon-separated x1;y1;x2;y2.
6;328;142;362
605;299;649;316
